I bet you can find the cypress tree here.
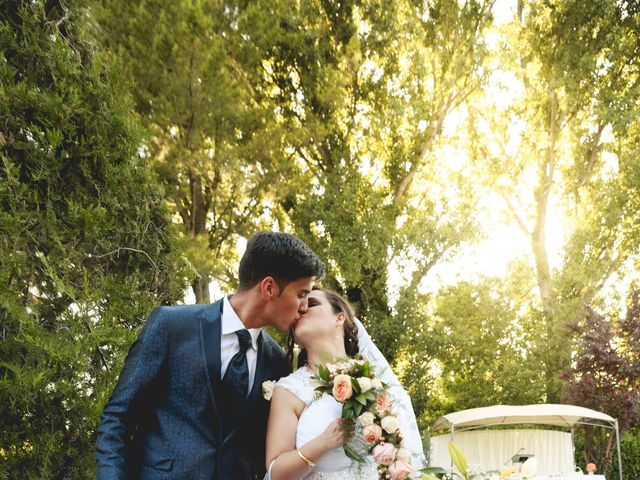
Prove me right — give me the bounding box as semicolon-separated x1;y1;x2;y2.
0;1;187;477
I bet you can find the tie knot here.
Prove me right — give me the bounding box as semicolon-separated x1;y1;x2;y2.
236;329;251;353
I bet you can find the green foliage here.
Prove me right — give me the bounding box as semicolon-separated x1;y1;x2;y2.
0;1;186;477
397;277;548;428
3;0;640;476
255;0;492;361
572;426;640;480
462;0;640;403
612;427;640;480
92;0;294;302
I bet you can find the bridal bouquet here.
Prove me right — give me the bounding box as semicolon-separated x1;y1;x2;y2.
312;358;419;480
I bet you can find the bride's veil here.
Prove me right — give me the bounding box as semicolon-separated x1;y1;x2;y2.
355;318;426;469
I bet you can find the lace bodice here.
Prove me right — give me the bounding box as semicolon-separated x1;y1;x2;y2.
269;367;377;480
273;366;316;405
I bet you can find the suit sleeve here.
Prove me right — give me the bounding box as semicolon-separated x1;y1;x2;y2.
95;306;169;480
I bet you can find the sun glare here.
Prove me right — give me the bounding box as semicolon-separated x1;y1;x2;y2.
409;192;566;298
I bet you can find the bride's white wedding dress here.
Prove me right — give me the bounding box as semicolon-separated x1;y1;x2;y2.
267;366;378;480
265;319;425;480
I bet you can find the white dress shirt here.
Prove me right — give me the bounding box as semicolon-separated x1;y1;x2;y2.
220;295;262;396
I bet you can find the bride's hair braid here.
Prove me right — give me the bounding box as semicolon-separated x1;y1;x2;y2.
286;287;359;371
285;328;294;372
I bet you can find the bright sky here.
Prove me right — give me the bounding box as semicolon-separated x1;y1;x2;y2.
493;0;518;25
387;0;565;304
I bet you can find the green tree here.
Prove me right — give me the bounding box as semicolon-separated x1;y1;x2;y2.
0;1;186;477
93;0;292;302
252;0;494;360
610;427;640;480
396;274;547;427
466;0;640;402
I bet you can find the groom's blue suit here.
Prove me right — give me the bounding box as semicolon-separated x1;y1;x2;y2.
95;299;289;480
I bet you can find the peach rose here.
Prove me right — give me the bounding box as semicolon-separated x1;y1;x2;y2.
374;392;391;414
388;459;413;480
372;441;397;465
332;374;353;402
362;423;382;444
586;463;597;474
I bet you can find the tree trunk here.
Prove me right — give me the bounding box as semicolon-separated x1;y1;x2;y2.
189;172;211;304
534;90;566;402
192;276;211;304
532;89;557;318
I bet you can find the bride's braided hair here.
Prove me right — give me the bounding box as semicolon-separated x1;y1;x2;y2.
286;287;359;371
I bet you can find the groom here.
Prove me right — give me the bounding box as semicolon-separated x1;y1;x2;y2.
95;231;324;479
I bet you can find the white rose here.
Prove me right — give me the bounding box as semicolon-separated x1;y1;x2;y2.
262;380;274;401
357;377;373;393
396;447;411;463
358;411;376;426
371;378;383;390
381;415;399;433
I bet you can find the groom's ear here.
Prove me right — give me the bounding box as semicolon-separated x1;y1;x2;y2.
259;276;279;299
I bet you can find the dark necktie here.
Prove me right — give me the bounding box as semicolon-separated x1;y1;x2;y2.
219;329;252;430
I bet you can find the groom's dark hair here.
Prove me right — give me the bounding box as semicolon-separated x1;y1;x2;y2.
238;231;324;292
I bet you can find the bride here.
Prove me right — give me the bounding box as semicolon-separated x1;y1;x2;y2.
264;287;424;480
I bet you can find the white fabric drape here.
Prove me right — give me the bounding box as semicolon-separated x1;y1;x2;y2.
355;318;426;469
430;429;575;475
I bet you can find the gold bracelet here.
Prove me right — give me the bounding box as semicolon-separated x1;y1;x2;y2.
296;448;316;468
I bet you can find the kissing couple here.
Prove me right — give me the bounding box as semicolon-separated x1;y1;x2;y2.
96;231;424;480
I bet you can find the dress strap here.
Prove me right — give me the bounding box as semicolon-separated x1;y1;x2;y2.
274;367;316;405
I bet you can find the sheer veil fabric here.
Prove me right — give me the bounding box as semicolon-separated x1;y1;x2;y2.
354;318;426;470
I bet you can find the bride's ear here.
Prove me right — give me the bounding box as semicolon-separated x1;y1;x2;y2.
335;311;346;327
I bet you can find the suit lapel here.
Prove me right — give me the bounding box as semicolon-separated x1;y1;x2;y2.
199;299;224;442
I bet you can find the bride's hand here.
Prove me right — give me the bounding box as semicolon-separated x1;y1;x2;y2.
318;418;354;450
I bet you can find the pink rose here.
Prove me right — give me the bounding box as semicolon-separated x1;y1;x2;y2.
362;423;382;443
332;374;353;402
388;460;413;480
374;392;391;414
372;441;397;465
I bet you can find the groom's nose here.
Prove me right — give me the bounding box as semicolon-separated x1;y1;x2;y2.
298;298;309;314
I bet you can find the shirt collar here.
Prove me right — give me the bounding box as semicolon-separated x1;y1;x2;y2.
222;295;261;351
